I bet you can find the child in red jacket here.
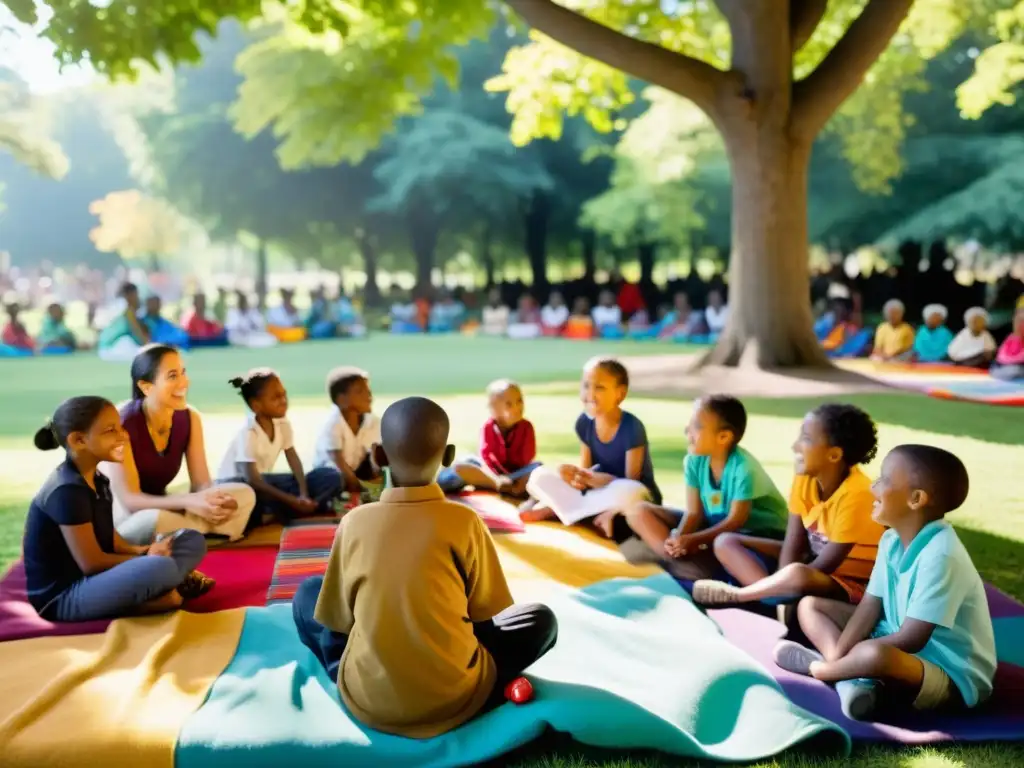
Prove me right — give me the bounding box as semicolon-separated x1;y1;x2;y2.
437;380;540;498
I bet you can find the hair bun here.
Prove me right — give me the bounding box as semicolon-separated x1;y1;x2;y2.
33;421;59;451
228;376;244;389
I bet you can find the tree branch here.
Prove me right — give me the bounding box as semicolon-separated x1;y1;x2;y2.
790;0;828;52
504;0;729;120
791;0;914;136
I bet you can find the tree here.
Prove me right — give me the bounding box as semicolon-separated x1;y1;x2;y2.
16;1;1017;369
0;67;67;180
88;189;185;268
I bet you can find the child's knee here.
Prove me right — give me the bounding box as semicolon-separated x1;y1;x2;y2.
531;603;559;651
780;562;816;591
796;595;827;627
173;529;208;565
712;532;742;557
624;500;656;523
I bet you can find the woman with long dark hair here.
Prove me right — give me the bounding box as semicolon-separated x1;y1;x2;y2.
101;344;256;544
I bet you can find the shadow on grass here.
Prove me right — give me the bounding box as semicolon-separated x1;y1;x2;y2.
956;526;1024;603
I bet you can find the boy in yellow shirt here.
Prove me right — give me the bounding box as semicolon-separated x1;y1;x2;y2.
871;299;916;361
292;396;558;738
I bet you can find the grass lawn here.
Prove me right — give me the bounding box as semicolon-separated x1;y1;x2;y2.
1;336;1022;768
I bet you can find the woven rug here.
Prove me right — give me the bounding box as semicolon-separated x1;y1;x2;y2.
266;521;337;605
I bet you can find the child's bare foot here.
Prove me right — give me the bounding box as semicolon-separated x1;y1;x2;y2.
691;579;742;606
498;475;530;499
520;505;555;522
454;463;499;491
592;510;617;538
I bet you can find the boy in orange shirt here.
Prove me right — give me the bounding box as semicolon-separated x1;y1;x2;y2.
292;396;557;738
692;404;884;607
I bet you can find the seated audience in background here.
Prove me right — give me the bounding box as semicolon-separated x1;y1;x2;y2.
564;296;595;338
389;292;420;333
660;292;704;340
821;301;860;353
37;303;77;351
414;293;432;332
180;293;227;345
508;294;542;340
267;289;303;329
429;290;466;333
704;290;729;339
912;304;953;363
305;287;336;338
990;307;1024;381
627;307;651;335
615;272;645;319
212;287;229;325
225;292;278;348
140;295;189;348
592;289;623;336
947;307;996;368
2;301;35;352
871;299;915;361
331;291;366;337
481;288;510;337
291;396;558;738
438;379;539;498
774;446;996;723
97;282;150;362
541;291;569;335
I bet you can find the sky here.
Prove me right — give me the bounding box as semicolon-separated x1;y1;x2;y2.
0;7;95;93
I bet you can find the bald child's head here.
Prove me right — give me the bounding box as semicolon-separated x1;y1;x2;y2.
375;396;455;486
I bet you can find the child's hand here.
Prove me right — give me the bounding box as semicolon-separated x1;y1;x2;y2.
147;538;173;558
558;464;579;485
292;496;319;516
664;535;683;558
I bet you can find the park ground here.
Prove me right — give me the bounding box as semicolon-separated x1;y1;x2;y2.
0;336;1022;768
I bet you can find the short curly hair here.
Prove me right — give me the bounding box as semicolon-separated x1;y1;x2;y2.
811;403;878;466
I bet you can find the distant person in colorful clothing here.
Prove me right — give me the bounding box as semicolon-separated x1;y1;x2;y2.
37;303;77;351
991;307;1024;381
871;300;915;361
911;305;953;363
947;307;996;368
2;301;35;352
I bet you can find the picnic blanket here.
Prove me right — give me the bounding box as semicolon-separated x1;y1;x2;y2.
0;609;246;768
177;523;848;767
0;547;278;643
838;360;1024;406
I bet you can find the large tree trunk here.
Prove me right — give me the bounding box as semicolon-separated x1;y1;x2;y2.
355;231;381;306
705;127;828;368
408;211;438;290
255;238;268;310
637;242;656;286
524;193;549;290
481;225;496;287
507;0;914;371
581;230;596;282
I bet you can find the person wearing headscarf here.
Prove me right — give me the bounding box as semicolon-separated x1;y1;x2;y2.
947;307;997;368
912;304;953;363
871;299;915;361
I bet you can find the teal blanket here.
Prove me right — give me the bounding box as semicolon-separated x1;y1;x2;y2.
177;574;849;766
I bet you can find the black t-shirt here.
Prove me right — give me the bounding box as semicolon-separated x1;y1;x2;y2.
23;459;117;613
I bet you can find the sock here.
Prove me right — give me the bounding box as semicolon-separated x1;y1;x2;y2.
772;639;824;676
836;679;880;721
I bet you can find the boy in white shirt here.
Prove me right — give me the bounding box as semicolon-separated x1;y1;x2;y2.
313;367;385;501
266;288;303;328
219;368;341;525
541;291;570;332
704;289;729;338
591;290;622;330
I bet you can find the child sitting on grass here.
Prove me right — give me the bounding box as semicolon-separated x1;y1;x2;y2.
691;404;883;607
292;396;558;738
523;357;659;534
312;366;384;502
25;396;210;622
437;379;540;498
623;396;788;580
774;445;996;721
218;368;341;525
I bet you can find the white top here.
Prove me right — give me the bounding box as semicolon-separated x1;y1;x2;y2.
313;409;381;471
705;305;729;333
541;304;569;328
481;305;510;335
947;329;996;362
217;416;294;480
266;305;302;328
592;305;622;326
225;307;267;334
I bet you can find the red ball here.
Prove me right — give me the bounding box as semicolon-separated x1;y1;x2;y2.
504;676;535;705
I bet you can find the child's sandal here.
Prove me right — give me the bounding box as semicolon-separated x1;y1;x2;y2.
178;570;216;600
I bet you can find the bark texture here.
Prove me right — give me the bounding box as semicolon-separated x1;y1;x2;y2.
507;0;914;369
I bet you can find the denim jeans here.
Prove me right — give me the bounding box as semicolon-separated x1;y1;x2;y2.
436;458;542;493
45;528;207;622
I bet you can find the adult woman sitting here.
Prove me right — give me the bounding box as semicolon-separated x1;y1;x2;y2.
102;344;256;545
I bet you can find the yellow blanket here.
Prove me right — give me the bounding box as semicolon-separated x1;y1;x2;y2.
0;609;245;768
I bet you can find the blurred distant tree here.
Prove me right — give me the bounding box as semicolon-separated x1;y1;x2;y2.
0;67;67;180
88;189;185;269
